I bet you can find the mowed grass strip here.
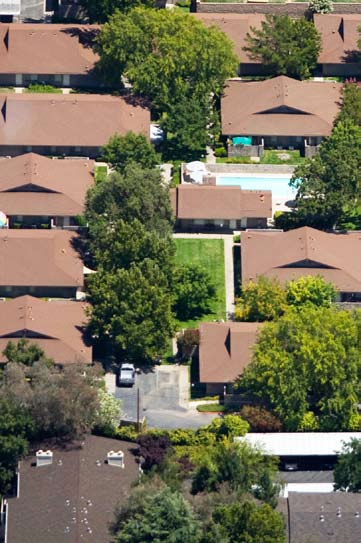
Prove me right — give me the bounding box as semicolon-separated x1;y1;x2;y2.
174;238;226;328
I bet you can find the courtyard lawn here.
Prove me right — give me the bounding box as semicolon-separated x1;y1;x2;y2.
174;238;226;329
260;149;306;165
94;165;108;183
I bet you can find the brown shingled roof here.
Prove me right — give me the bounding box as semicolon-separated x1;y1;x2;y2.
172;184;272;220
0;295;91;365
0;153;94;216
0;24;99;75
240;227;361;293
193;13;264;62
0;94;150;148
6;435;139;543
285;492;361;543
0;229;83;287
314;14;361;64
199;322;263;383
221;77;342;137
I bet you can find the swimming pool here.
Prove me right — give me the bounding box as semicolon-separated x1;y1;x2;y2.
217;174;296;200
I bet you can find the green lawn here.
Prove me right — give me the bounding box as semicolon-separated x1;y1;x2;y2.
260;150;306;165
174;238;226;329
94;165;108;183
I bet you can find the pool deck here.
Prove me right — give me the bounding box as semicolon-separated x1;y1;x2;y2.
206;163;296;175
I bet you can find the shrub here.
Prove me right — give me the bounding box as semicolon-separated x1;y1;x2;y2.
233;234;240;243
26;83;62;93
214;146;227;158
137;433;173;470
177;329;199;361
309;0;333;13
206;414;249;438
167;428;196;446
240;406;283;432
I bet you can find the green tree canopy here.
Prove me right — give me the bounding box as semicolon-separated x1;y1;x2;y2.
78;0;153;23
87;259;174;365
1;362;102;441
291;121;361;228
210;500;285;543
334;438;361;492
238;306;361;431
243;15;321;79
173;264;217;320
96;8;237;157
85;167;173;239
102;132;159;173
3;339;54;367
89;218;175;282
113;484;201;543
235;277;287;322
286;275;336;308
337;83;361;126
0;398;32;495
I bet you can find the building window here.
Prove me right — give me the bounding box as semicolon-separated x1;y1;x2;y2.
26;146;32;152
30;74;38;82
54;74;62;83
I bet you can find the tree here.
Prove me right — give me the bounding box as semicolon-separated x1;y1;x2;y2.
206;415;249;440
337;83;361;126
0;398;32;496
238;306;361;431
291;121;361;228
244;15;321;80
137;433;173;471
286;276;336;308
3;339;53;367
78;0;153;23
87;259;174;365
211;500;285;543
96;8;237;156
102;132;159;173
96;388;123;432
235;277;287;322
308;0;333;13
89;219;175;281
0;362;103;441
173;264;217;321
334;439;361;492
85;167;173;239
113;485;201;543
239;406;283;433
97;8;237;107
192;441;279;507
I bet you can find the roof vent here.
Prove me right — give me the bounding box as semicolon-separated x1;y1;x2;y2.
107;450;124;468
36;449;53;467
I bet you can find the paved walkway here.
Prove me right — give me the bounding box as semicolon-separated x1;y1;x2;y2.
173;233;235;320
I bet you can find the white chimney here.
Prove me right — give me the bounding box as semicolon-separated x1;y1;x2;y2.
107;450;124;468
36;450;53;467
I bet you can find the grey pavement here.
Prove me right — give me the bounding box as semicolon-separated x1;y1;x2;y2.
173;233;235;319
107;366;219;429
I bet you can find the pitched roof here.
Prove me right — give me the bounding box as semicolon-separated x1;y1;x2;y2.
6;435;139;543
0;153;94;216
0;94;150;148
172;184;272;220
199;322;263;383
0;24;99;75
285;492;361;543
0;296;91;364
0;229;83;287
314;14;361;64
193;13;264;62
240;227;361;292
221;77;342;137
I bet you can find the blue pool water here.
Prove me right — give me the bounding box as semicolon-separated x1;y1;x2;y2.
217;175;296;200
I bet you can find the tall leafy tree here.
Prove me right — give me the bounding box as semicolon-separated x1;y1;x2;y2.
96;8;237;156
173;264;217;321
211;501;285;543
286;276;336;308
89;219;175;282
85;167;173;239
113;485;201;543
235;277;287;322
244;15;321;79
87;259;174;365
337;82;361;126
238;306;361;431
291;121;361;228
78;0;153;23
102;132;159;173
334;439;361;492
0;398;32;496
